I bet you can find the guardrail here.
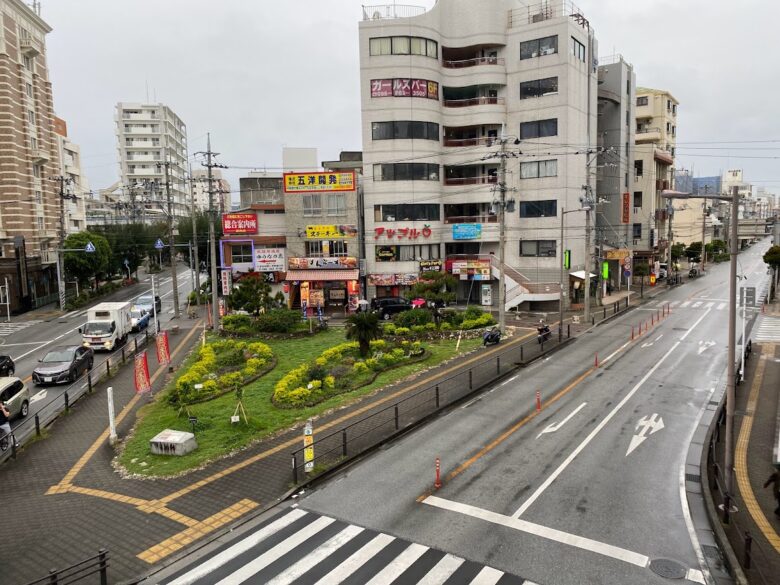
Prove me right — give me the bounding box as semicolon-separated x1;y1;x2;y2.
290;297;633;484
23;549;109;585
1;327;158;464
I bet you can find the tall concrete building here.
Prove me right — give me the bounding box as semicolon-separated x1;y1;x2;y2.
115;102;188;219
53;116;87;234
633;87;678;267
595;54;635;291
359;0;598;310
191;169;231;214
0;0;61;312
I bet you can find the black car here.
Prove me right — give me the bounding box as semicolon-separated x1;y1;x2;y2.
371;297;412;320
0;355;14;377
32;345;94;386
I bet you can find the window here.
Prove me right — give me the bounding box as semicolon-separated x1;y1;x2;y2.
397;244;439;261
373;163;439;182
326;193;346;216
230;244;253;263
520;118;558;139
302;193;322;216
25;82;33;98
636;96;648;106
369;36;437;58
330;240;348;257
520;240;556;257
520;35;558;59
23;55;33;70
30;136;38;150
666;122;672;133
571;37;586;62
374;204;440;222
520;77;558;99
626;78;631;95
37;216;44;231
632;223;642;239
634;160;643;177
672;104;677;115
306;241;348;257
519;200;557;218
27;110;36;125
32;164;42;178
35;190;42;204
672;125;676;136
372;121;439;141
633;192;643;208
520;159;557;179
666;99;672;111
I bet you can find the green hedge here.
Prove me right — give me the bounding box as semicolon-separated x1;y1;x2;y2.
222;310;304;335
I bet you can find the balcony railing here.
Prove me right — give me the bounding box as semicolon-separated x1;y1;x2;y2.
444;215;498;224
443;136;498;147
443;97;504;108
20;36;41;56
442;57;505;69
508;1;588;29
362;4;426;20
444;175;498;186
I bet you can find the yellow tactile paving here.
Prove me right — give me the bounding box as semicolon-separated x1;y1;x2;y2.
735;343;780;553
137;498;260;564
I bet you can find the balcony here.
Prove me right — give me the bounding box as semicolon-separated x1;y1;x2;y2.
443;165;499;186
32;148;49;163
444;203;497;224
20;36;41;56
443;125;502;147
443;56;505;69
362;4;426;20
508;1;588;29
443;96;504;108
636;127;661;143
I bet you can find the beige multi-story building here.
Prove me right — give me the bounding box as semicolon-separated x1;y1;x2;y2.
53;116;87;234
191;169;231;214
115;102;188;220
359;0;598;310
633;87;678;266
0;0;62;312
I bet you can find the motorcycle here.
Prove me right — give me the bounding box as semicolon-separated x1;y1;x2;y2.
483;327;501;346
537;325;552;344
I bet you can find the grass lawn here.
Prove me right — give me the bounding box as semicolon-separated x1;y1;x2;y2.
118;330;482;477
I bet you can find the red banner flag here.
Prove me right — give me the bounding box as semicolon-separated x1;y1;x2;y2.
134;352;151;394
156;330;171;365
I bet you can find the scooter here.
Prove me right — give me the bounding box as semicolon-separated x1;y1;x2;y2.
483;327;501;346
537;325;551;344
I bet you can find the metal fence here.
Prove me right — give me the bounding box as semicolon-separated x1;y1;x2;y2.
291;298;633;484
1;328;158;464
22;549;109;585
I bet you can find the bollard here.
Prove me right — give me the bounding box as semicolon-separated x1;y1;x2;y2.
435;385;440;409
603;307;607;319
106;358;111;377
536;391;541;412
591;316;595;325
88;372;93;393
342;429;348;457
594;352;599;367
567;324;571;338
434;457;442;489
64;391;69;411
35;414;40;436
98;548;108;585
496;356;500;376
291;454;298;484
394;405;399;430
657;309;661;321
520;346;524;362
11;439;17;459
469;369;473;390
631;326;635;341
743;531;752;569
723;493;731;524
134;337;138;353
121;346;126;364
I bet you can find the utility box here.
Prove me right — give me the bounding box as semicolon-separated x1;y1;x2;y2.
150;429;197;456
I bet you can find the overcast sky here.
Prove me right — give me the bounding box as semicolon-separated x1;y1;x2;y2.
42;0;779;201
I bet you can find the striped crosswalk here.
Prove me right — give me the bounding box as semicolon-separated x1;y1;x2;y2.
0;320;41;337
160;508;532;585
753;315;780;343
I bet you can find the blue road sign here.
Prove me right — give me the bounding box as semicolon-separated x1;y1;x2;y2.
154;238;165;250
85;241;96;253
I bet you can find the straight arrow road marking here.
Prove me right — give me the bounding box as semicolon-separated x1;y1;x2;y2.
537;402;587;438
30;389;47;404
697;340;716;355
626;413;665;456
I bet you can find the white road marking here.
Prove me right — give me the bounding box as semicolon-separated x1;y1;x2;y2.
0;341;50;347
312;533;394;585
655;334;663;341
30;390;47;404
717;302;727;311
216;516;336;584
680;309;711;341
625;413;665;456
470;566;505;585
363;542;429;585
11;323;84;361
537;403;587;439
426;495;649;567
680;301;691;308
416;553;465;585
601;340;631;365
692;301;703;308
697;340;716;355
641;342;654;348
165;508;308;585
669;301;680;308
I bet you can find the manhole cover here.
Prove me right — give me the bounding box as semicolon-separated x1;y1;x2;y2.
648;558;687;579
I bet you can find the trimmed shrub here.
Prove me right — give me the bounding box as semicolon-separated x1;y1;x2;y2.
255;309;301;333
223;314;253;335
393;308;432;328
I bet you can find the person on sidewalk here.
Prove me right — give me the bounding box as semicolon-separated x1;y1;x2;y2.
0;402;18;448
764;469;780;518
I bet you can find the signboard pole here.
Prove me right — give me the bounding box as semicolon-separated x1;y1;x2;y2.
151;275;159;334
303;418;314;472
107;386;117;445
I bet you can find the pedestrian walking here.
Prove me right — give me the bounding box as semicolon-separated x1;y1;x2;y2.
764;469;780;518
0;401;18;448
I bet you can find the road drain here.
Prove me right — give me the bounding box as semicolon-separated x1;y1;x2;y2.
648;558;687;579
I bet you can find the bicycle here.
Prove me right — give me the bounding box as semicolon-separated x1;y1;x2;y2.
0;429;17;452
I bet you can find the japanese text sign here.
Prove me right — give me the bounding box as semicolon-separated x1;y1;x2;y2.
222;213;257;235
283;171;356;193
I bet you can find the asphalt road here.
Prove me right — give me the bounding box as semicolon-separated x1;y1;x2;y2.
0;265;195;428
152;239;773;585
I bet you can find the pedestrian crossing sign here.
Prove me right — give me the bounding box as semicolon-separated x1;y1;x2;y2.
84;241;96;253
155;238;165;250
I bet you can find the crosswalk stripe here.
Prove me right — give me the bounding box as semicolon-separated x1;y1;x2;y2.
681;301;691;308
215;515;336;584
364;543;429;585
692;301;702;308
165;508;308;585
417;553;465;585
646;300;658;307
312;533;394;584
669;301;680;308
471;565;505;584
267;524;365;585
718;302;727;310
705;302;714;308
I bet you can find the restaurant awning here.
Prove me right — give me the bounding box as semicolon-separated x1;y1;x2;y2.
286;269;359;282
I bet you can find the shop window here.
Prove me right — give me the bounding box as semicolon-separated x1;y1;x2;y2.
305;241;324;257
230;243;253;264
330;240;348;257
520;240;556;257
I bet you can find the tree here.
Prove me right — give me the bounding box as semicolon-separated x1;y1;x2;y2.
227;272;277;315
764;245;780;271
685;241;702;262
345;311;381;357
176;212;223;271
405;271;457;305
671;243;686;261
63;231;111;288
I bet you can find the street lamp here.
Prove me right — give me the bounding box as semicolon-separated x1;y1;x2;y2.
559;207;587;340
662;186;740;510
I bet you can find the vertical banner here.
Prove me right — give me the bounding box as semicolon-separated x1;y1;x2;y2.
134;352;151;394
304;419;314;472
156;330;171;365
622;192;630;224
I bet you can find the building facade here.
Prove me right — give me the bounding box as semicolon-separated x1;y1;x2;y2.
633;87;678;267
0;0;61;312
115;102;188;219
191;169;230;214
359;0;597;310
53;116;87;233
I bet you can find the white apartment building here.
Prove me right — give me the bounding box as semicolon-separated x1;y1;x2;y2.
191;169;231;214
633;87;678;266
53;117;87;233
115;102;188;220
359;0;598;310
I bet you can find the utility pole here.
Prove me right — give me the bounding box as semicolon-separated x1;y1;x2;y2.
198;134;224;330
188;165;201;306
158;154;180;319
53;175;74;311
700;184;710;273
724;185;739;507
666;200;674;270
498;137;507;334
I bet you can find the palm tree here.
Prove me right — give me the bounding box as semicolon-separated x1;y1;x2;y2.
346;311;381;357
